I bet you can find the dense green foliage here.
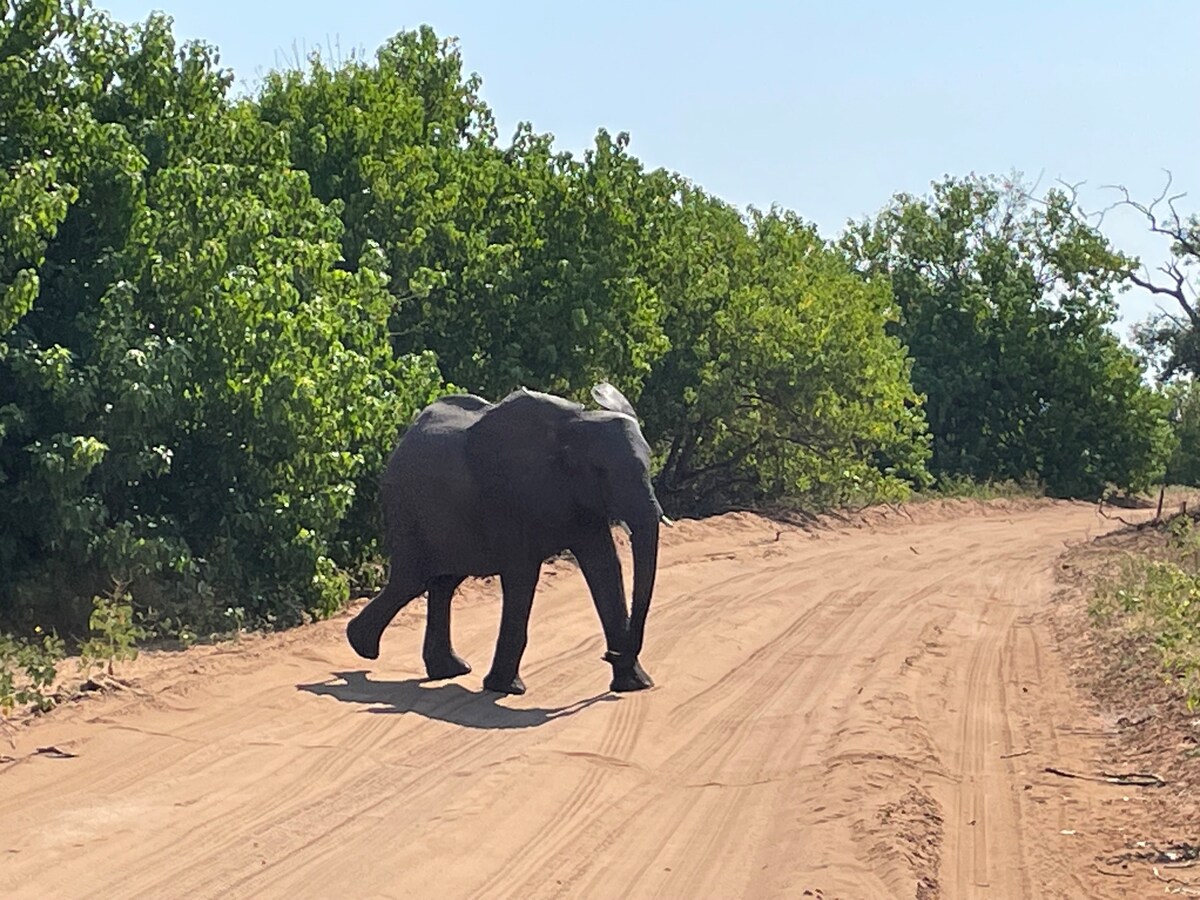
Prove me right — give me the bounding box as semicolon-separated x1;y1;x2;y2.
843;177;1174;498
1165;380;1200;487
636;193;929;511
0;2;445;640
0;0;1181;664
252;33;930;513
257;42;669;402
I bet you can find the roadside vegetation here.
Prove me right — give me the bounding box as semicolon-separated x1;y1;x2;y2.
1089;509;1200;709
916;474;1045;502
2;0;1198;715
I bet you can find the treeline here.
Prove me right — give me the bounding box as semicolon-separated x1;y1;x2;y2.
1;1;1195;641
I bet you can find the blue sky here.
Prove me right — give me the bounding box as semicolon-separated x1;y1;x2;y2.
99;0;1200;335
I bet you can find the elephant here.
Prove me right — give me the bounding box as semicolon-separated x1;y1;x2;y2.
345;382;667;696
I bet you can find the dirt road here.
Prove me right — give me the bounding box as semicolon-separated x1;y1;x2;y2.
1;500;1150;898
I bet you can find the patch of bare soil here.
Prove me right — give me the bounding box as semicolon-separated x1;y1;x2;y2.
0;497;1165;898
1053;521;1200;894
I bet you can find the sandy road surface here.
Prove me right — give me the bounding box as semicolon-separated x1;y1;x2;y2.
1;501;1147;898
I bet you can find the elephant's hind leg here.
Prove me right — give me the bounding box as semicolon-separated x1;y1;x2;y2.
346;570;425;660
423;576;471;680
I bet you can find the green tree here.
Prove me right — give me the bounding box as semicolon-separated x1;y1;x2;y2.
257;37;668;399
1165;380;1200;486
638;184;930;512
842;175;1172;498
1;1;444;635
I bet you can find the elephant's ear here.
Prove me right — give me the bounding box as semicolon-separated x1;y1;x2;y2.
591;382;638;419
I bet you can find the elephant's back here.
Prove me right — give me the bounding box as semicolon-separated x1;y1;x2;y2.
392;396;486;458
387;399;479;483
430;393;491;414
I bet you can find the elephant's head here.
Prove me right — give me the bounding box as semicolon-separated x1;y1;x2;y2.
568;383;665;662
469;383;665;669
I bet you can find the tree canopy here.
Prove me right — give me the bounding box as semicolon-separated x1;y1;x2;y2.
0;1;1181;642
842;176;1173;498
1;3;445;635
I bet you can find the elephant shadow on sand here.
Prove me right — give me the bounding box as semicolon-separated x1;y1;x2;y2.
296;670;617;730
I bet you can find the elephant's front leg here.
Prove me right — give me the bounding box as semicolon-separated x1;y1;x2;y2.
423;576;471;680
571;528;654;693
482;564;541;695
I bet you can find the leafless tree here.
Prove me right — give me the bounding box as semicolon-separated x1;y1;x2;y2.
1097;172;1200;379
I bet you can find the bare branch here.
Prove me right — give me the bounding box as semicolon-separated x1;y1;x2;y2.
1027;168;1046;199
1096;171;1199;331
672;439;761;486
1128;264;1198;325
1054;177;1086;207
1149;308;1188;328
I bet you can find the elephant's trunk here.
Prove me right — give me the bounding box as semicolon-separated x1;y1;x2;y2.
627;514;659;660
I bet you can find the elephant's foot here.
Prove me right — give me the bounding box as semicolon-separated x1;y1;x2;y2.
346;615;380;660
604;652;654;692
482;671;526;695
609;666;654;692
423;652;472;681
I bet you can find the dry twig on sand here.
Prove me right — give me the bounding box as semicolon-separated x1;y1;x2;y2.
1043;766;1166;787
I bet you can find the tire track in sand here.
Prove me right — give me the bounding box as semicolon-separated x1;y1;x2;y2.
0;501;1140;899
